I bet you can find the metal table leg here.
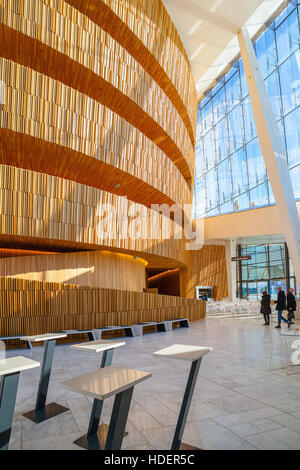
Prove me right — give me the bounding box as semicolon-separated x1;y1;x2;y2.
100;349;114;368
88;331;96;341
171;357;202;450
105;386;134;450
23;339;69;423
74;347;127;450
73;397;105;450
0;372;20;450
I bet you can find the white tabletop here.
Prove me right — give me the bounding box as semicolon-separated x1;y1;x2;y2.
281;330;300;337
0;356;40;376
61;366;151;400
153;344;213;361
71;339;125;352
22;333;67;342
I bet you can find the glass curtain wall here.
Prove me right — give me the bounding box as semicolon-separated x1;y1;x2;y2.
237;244;296;300
194;0;300;219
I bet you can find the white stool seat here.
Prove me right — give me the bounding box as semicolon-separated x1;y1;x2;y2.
71;339;125;353
61;366;151;400
0;356;40;375
23;333;67;342
153;344;213;361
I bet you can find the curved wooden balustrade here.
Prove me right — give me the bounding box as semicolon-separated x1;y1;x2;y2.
0;164;188;267
0;16;194;182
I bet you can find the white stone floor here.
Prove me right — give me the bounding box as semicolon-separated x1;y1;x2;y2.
6;316;300;450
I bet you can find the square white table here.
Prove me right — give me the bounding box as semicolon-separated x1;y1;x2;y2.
0;356;40;450
61;366;151;450
22;333;68;423
71;339;125;368
153;344;212;450
70;339;126;448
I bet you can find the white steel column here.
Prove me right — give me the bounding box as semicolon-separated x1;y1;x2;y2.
238;27;300;288
225;239;237;301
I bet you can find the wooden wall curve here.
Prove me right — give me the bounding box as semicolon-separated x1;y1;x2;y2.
0;164;188;267
0;277;205;339
0;14;194;182
0;57;191;208
0;0;198;285
0;251;147;292
64;0;197;144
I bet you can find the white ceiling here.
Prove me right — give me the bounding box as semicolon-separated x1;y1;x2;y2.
162;0;284;97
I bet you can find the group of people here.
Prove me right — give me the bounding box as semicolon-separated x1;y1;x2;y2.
260;286;297;328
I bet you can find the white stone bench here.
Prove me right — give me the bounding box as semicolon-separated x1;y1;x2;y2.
132;321;167;336
163;318;191;332
93;326;135;339
0;335;33;350
62;329;96;341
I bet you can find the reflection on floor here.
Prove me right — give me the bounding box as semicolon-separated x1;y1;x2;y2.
7;316;300;450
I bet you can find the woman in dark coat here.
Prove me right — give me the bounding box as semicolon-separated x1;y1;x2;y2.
260;291;271;325
287;287;297;324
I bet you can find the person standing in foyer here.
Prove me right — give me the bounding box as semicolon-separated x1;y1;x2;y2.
275;286;290;328
287;287;297;326
260;291;271;325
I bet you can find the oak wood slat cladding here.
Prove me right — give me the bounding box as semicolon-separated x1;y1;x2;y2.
0;164;187;267
186;245;228;301
0;129;183;214
0;55;191;209
0;251;148;292
0;23;193;183
0;277;205;339
65;0;197;145
1;0;194;178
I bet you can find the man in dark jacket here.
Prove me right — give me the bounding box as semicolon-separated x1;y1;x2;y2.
287;287;297;325
275;286;290;328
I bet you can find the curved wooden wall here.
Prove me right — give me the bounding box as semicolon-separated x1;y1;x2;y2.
0;58;190;211
65;0;197;143
0;0;197;281
1;0;195;182
0;164;187;267
0;277;205;339
186;245;228;301
0;251;147;292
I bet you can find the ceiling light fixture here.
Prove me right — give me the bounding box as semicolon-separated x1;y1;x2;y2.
187;19;203;36
190;43;205;61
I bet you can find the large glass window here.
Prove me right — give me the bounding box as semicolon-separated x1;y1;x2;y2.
255;27;277;78
214;118;228;163
231;148;248;197
236;244;296;299
276;8;300;65
225;71;241;112
279;49;300;115
205;167;219;211
284;107;300;167
194;2;300;219
218;157;232;205
246;139;267;187
227;105;244;154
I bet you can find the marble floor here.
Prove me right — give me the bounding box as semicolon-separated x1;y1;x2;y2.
6;316;300;450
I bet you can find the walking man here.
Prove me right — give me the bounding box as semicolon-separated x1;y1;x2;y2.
287;287;297;327
275;286;290;328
